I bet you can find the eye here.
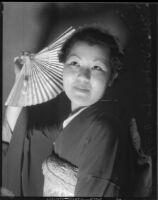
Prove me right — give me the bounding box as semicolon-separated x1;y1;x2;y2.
67;60;81;69
66;57;80;67
92;65;103;71
70;61;79;66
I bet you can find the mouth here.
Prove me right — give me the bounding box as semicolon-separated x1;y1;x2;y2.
73;85;90;93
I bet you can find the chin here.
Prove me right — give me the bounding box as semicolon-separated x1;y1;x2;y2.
66;91;101;108
72;96;97;108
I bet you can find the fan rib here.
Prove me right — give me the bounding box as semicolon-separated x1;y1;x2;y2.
5;27;75;106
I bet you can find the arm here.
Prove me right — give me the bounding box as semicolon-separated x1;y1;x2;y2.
5;106;22;131
2;106;24;157
2;55;24;142
3;55;26;155
2;106;22;156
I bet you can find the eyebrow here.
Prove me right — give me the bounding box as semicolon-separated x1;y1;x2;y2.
67;54;81;60
67;54;109;66
94;58;110;66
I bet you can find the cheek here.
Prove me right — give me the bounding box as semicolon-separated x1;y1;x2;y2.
63;67;74;89
90;73;111;102
63;68;69;89
92;74;108;92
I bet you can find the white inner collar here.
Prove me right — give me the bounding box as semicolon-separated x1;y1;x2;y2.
63;107;87;129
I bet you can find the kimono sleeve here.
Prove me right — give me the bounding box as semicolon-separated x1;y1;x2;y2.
2;107;28;195
75;115;125;197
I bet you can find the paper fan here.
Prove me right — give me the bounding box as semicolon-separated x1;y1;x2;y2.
5;27;75;107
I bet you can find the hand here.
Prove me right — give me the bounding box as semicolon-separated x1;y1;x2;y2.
129;118;152;197
13;51;32;82
14;55;24;81
129;118;151;164
129;118;141;152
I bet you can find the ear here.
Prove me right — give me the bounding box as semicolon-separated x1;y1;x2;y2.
108;72;118;87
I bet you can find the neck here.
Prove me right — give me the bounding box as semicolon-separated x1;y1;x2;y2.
71;103;86;114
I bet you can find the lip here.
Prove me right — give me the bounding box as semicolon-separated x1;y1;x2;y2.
73;85;90;93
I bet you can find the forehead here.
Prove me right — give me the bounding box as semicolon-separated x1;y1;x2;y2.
68;41;110;60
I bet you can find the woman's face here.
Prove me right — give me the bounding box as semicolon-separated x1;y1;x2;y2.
63;41;112;111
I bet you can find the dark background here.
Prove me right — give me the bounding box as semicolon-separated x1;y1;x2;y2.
2;2;157;196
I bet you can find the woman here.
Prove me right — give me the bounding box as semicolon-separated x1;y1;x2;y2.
2;25;152;197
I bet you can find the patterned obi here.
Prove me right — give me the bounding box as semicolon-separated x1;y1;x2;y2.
42;153;78;197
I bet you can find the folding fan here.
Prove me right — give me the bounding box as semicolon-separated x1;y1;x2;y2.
5;27;75;107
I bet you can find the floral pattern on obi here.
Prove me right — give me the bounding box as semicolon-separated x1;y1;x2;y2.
42;153;78;197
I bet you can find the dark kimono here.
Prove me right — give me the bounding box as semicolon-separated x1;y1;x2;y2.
2;92;151;197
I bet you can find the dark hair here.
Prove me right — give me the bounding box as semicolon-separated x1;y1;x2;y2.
58;25;124;77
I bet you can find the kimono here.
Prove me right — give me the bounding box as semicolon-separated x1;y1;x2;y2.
2;92;152;197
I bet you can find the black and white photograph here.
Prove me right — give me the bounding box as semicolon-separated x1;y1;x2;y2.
1;2;157;198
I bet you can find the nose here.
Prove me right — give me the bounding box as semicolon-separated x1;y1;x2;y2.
77;67;91;81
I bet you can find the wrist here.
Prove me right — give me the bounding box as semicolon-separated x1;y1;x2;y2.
5;106;23;131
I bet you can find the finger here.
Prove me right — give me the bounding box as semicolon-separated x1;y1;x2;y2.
14;57;24;73
129;118;141;150
130;118;140;137
14;55;25;63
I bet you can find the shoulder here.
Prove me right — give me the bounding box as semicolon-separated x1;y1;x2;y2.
86;100;130;125
83;100;131;140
